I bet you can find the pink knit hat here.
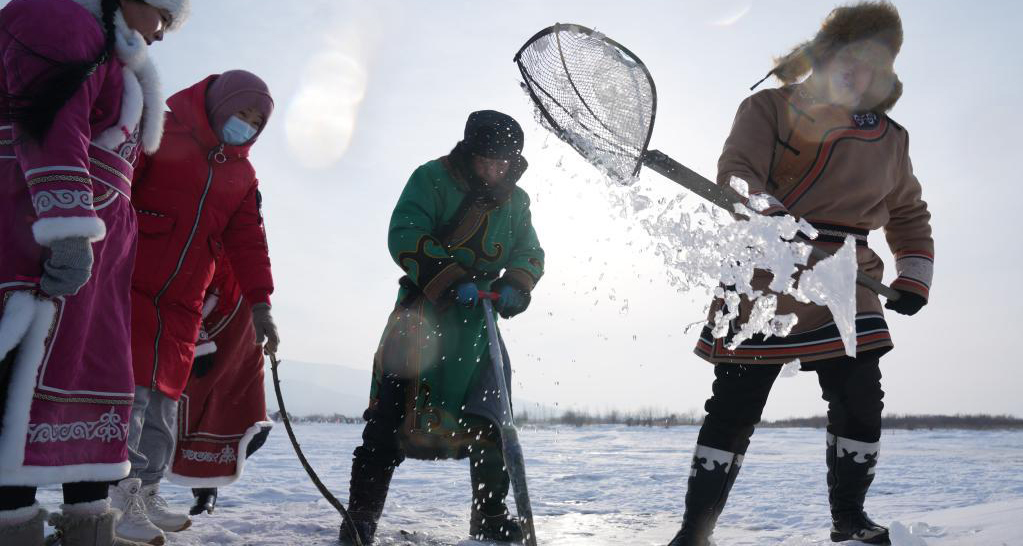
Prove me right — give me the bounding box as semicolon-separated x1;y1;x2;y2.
205;70;274;143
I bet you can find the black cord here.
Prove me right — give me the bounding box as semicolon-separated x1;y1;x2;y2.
269;353;364;546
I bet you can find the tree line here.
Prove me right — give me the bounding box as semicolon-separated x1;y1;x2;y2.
270;410;1023;430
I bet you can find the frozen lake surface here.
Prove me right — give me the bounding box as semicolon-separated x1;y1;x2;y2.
40;423;1023;545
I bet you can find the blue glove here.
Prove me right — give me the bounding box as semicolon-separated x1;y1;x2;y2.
453;282;479;308
495;284;528;318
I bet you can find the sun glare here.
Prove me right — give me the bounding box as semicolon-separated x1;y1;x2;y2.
285;48;369;169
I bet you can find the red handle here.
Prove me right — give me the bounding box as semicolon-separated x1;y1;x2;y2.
478;290;500;301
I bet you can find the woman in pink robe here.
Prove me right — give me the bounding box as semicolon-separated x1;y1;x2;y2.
0;0;187;544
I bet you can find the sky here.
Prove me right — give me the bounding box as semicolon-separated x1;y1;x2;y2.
124;0;1023;420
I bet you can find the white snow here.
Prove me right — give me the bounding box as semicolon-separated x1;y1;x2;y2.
36;424;1023;545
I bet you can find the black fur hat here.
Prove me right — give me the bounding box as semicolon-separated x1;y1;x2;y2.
462;110;524;160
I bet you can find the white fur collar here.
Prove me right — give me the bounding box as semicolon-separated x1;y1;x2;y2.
72;1;165;153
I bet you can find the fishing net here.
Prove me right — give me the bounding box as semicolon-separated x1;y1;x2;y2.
514;23;657;184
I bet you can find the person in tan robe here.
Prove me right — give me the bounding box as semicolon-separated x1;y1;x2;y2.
669;3;933;545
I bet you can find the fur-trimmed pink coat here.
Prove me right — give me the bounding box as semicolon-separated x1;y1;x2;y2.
0;0;164;486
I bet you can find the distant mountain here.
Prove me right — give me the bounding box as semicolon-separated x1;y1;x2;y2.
264;360;372;417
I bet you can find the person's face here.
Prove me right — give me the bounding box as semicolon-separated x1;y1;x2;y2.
120;0;172;45
471;156;511;185
819;41;893;108
235;107;266;131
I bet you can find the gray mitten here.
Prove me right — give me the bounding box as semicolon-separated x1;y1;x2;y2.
251;303;280;355
40;237;93;297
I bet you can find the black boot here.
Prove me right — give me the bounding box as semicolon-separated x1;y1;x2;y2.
667;445;743;546
827;433;889;545
339;446;401;545
189;488;218;515
469;444;524;543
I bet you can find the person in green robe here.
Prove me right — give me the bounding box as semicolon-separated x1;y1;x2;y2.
340;110;545;545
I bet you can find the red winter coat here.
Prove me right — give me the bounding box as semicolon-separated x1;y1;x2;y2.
167;260;272;487
130;76;273;400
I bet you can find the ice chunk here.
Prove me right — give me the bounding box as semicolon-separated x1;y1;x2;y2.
747;193;770;212
791;236;858;357
780;359;801;377
888;521;930;545
726;294;778;349
728;176;750;198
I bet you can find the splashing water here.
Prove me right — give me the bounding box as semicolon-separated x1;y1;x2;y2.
537;156;858;349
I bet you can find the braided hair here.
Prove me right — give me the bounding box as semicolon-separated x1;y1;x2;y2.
0;0;120;141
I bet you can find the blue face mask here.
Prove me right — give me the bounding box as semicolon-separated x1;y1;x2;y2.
220;116;258;145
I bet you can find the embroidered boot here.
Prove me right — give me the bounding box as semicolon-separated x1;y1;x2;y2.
108;479;164;545
468;445;524;543
47;499;150;546
667;444;743;546
140;482;190;532
827;434;889;544
0;503;45;546
339;446;401;545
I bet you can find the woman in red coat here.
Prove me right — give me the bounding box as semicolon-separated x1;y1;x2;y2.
113;71;280;544
165;258;273;515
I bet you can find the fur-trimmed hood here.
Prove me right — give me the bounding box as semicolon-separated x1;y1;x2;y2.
71;0;189;152
73;0;189;31
758;1;904;113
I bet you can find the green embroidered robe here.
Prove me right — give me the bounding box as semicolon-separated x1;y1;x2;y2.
370;157;544;459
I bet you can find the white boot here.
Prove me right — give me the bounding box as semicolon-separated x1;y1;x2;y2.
50;499;151;546
109;478;165;545
140;482;191;533
0;503;45;546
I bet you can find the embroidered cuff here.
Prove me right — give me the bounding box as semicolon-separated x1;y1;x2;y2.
893;251;933;299
422;263;469;304
500;268;538;294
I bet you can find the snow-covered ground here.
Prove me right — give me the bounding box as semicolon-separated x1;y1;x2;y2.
40;424;1023;545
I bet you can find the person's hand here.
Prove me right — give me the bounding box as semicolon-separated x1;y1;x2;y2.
252;303;280;354
40;237;93;297
192;351;215;378
453;282;479;309
495;284;528;318
491;277;531;319
884;289;926;316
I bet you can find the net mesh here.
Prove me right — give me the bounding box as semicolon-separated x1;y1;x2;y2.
515;24;656;184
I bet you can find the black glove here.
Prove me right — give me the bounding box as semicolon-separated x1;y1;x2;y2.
884;289;927;316
192;352;215;378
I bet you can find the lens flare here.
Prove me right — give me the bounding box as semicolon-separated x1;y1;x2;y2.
286;49;369;169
